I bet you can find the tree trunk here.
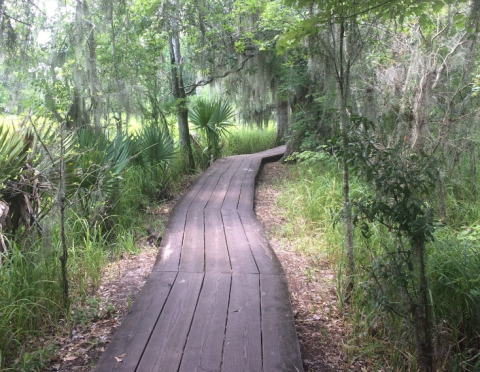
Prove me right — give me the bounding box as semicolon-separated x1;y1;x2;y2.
109;4;123;137
338;91;355;282
168;34;195;170
436;168;446;222
336;20;355;285
67;0;90;129
275;99;289;145
470;143;477;198
58;126;69;309
86;14;101;131
411;64;433;149
412;237;434;372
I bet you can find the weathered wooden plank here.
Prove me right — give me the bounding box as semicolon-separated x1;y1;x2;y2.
237;179;255;211
222;209;258;274
152;209;187;272
178;272;231;372
205;176;230;210
222;157;246;180
190;176;220;210
93;271;177;372
204;209;231;272
261;274;304;372
208;157;233;178
174;173;210;213
179;208;204;273
253;145;286;161
238;210;283;275
222;273;262;372
136;272;204;372
245;157;262;182
205;157;248;210
153;229;185;272
232;157;253;180
222;177;243;210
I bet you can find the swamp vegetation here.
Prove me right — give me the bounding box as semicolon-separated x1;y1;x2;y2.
0;0;479;370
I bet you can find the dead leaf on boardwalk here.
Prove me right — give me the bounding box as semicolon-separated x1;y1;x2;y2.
115;354;126;362
64;355;77;361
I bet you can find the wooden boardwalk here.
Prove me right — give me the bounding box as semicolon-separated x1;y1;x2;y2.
94;146;304;372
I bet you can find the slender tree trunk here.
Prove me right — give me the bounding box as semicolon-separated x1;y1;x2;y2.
413;237;433;372
87;15;101;131
436;168;446;222
58;127;69;309
67;0;89;129
411;63;433;149
338;91;355;282
336;20;355;285
168;34;195;170
109;5;123;137
393;50;417;146
275;99;289;145
470;143;477;198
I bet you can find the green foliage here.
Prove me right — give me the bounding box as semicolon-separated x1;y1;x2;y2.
135;125;176;167
276;148;480;370
428;233;480;369
276;0;469;54
190;99;234;161
0;124;29;191
70;127;132;197
134;125;176;198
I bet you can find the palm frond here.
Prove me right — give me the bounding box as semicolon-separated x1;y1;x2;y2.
137;125;176;167
0;125;28;191
190;99;234;160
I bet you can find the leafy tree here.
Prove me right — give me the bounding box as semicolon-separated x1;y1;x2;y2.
346;124;437;372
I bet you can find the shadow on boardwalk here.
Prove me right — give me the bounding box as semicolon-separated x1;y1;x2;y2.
94;146;304;372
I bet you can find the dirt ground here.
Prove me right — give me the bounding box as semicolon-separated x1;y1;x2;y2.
40;163;367;372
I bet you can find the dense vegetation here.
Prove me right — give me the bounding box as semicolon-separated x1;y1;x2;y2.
0;0;479;370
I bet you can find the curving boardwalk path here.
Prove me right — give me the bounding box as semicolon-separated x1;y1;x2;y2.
94;146;304;372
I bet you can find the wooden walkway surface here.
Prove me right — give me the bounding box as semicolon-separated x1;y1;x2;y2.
94;146;304;372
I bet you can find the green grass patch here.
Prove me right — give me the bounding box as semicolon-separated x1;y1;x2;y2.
274;152;480;371
222;124;276;156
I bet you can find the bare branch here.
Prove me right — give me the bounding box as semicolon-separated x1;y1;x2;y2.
183;53;255;95
432;34;468;90
0;10;32;26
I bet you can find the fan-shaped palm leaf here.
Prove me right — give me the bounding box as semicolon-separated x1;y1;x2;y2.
190;99;234;159
0;125;28;191
137;125;176;167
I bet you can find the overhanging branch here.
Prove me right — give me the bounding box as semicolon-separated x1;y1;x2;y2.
184;53;255;95
0;10;32;26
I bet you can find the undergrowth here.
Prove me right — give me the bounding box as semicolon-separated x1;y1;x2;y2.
276;151;480;371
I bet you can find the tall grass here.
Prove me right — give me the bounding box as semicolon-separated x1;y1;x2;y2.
276;152;480;371
0;240;63;369
222;124;276;156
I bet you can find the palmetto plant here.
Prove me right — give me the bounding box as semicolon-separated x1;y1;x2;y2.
135;124;176;198
0;124;27;257
68;127;133;213
190;99;234;161
0;124;48;257
137;125;176;167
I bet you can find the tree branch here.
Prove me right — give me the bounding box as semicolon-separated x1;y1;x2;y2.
183;53;255;95
0;10;32;26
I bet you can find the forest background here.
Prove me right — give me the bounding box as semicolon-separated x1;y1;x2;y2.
0;0;479;371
